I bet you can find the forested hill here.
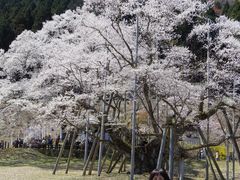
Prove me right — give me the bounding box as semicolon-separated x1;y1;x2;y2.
0;0;240;51
223;0;240;20
0;0;83;51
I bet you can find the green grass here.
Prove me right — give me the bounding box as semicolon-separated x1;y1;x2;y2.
0;148;239;180
0;166;149;180
0;148;58;168
0;148;147;180
184;159;240;180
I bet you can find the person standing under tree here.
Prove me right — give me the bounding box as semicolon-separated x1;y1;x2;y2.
215;151;219;161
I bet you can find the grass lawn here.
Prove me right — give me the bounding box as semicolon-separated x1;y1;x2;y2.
184;158;240;180
0;148;147;180
0;166;148;180
0;148;239;180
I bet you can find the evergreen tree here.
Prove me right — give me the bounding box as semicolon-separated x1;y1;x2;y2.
0;0;84;51
0;19;15;50
228;0;240;20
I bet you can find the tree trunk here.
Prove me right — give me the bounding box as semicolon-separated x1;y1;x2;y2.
108;126;161;173
143;82;160;134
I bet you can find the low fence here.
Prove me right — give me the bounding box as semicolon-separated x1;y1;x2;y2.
0;140;90;159
0;140;10;149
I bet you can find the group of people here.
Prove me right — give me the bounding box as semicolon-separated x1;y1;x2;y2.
12;138;24;148
29;135;61;149
0;141;6;148
12;135;60;149
40;135;54;149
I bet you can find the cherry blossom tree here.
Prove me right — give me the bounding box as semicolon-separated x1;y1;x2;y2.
0;0;239;173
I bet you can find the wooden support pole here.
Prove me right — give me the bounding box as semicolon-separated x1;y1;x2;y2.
101;145;110;173
156;128;167;169
222;109;240;165
123;156;126;172
82;130;99;176
88;141;100;175
199;133;217;180
53;130;70;175
107;150;116;173
108;153;122;173
118;155;127;173
207;151;218;180
65;130;77;174
197;126;225;180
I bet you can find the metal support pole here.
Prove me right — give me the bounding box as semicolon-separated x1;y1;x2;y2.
130;14;139;180
168;126;174;180
156;128;167;169
97;94;106;176
84;111;90;164
124;91;127;122
205;18;211;180
10;132;13;147
226;138;230;180
130;74;137;180
60;126;63;141
42;126;45;139
179;158;184;180
156;96;160;125
232;78;236;180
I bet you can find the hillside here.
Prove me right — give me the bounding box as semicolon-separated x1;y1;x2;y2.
0;0;240;51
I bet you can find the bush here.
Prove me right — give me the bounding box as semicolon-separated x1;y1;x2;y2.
210;145;229;160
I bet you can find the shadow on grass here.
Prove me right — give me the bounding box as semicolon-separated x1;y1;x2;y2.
184;159;205;179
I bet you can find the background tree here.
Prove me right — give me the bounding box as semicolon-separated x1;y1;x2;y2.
0;0;84;51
